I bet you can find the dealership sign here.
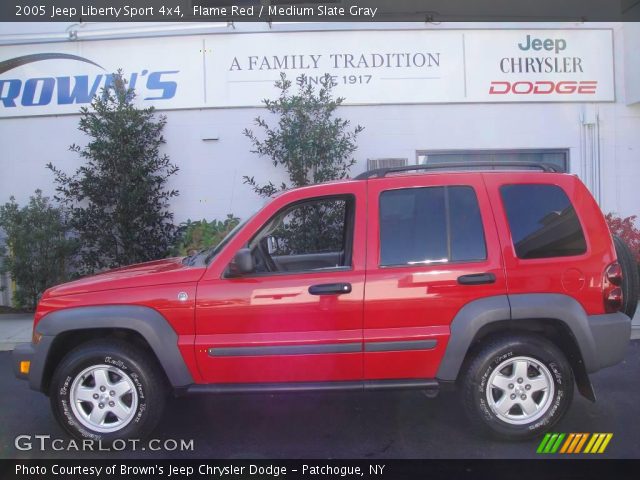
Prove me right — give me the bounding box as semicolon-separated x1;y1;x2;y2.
0;29;614;117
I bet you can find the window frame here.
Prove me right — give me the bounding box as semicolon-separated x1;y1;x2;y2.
224;194;357;278
377;185;488;268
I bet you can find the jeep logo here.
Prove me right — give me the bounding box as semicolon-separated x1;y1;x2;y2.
518;34;567;54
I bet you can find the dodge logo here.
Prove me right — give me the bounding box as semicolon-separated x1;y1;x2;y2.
489;80;597;95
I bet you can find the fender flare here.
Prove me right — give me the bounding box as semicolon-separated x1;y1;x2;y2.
436;294;600;381
33;305;193;390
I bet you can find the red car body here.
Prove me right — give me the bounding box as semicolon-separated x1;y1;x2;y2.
31;171;616;385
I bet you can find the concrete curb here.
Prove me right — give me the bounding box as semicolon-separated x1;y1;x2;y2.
0;342;21;352
0;314;33;352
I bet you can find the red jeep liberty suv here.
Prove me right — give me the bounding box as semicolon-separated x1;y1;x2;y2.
13;162;637;441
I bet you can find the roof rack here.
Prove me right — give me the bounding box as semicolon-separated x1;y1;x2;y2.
354;161;561;180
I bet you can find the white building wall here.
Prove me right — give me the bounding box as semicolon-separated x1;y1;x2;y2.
0;22;638;225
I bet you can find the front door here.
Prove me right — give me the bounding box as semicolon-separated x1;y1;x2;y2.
195;185;366;384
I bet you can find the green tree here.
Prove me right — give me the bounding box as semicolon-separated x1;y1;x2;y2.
0;190;77;309
242;73;363;256
47;71;179;274
173;214;240;256
243;72;363;197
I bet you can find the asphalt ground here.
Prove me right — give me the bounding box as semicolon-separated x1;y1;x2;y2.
0;341;638;460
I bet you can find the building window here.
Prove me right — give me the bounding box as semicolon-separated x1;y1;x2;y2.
416;149;569;172
379;186;487;267
500;184;587;259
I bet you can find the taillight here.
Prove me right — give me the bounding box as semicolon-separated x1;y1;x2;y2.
605;263;623;286
603;262;623;313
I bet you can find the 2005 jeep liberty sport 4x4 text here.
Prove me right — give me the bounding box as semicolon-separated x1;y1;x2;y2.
13;162;637;441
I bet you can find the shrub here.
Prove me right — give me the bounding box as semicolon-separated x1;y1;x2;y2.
47;71;179;275
0;191;77;309
242;72;363;254
243;72;363;197
173;215;240;256
605;213;640;264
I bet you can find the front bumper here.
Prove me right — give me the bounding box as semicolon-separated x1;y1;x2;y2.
12;336;54;392
587;311;631;372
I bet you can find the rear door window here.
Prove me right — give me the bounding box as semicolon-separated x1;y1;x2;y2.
500;184;587;259
379;186;487;266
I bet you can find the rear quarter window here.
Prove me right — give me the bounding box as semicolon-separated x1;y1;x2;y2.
500;184;587;259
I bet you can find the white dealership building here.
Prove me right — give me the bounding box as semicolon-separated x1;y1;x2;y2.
0;21;639;305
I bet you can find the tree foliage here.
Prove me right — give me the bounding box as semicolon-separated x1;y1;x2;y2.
47;71;179;274
243;73;363;197
242;73;362;257
606;213;640;263
173;215;240;256
0;191;77;309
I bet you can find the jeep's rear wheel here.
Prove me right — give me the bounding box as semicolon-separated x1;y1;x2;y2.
461;334;573;440
613;235;639;319
50;340;166;442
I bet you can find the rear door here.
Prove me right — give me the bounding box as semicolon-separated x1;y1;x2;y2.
363;173;507;380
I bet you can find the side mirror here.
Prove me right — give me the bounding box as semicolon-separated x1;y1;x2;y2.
229;248;254;275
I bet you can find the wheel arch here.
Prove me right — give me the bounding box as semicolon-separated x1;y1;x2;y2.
436;294;596;401
33;305;193;394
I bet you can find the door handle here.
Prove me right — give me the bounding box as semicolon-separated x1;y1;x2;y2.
308;283;352;295
457;273;496;285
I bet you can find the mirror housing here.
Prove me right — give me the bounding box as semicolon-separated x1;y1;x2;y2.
229;248;254;275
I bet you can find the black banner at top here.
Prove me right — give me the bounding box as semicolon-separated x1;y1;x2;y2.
1;0;639;23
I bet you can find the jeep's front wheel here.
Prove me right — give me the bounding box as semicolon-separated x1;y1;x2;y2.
461;334;574;440
50;340;166;442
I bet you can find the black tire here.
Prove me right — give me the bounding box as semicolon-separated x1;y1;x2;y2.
613;235;639;319
461;334;574;440
50;339;166;443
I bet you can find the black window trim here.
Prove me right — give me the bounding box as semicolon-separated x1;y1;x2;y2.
377;184;488;268
223;193;357;279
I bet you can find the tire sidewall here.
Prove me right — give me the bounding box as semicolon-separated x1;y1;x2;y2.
468;338;572;438
51;345;152;442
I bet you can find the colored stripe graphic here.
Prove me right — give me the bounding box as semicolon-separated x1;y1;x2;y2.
597;434;613;453
569;433;586;453
550;433;565;453
537;433;552;453
584;433;599;453
536;433;612;454
559;433;575;453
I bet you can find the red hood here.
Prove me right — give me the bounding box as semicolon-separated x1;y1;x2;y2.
44;257;206;298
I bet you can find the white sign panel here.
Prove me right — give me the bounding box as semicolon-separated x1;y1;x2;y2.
0;29;614;118
464;29;615;102
204;30;465;106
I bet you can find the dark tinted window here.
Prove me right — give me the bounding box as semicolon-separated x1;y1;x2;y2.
379;186;486;266
500;184;587;259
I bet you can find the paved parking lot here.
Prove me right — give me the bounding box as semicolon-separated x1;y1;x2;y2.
0;341;638;460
